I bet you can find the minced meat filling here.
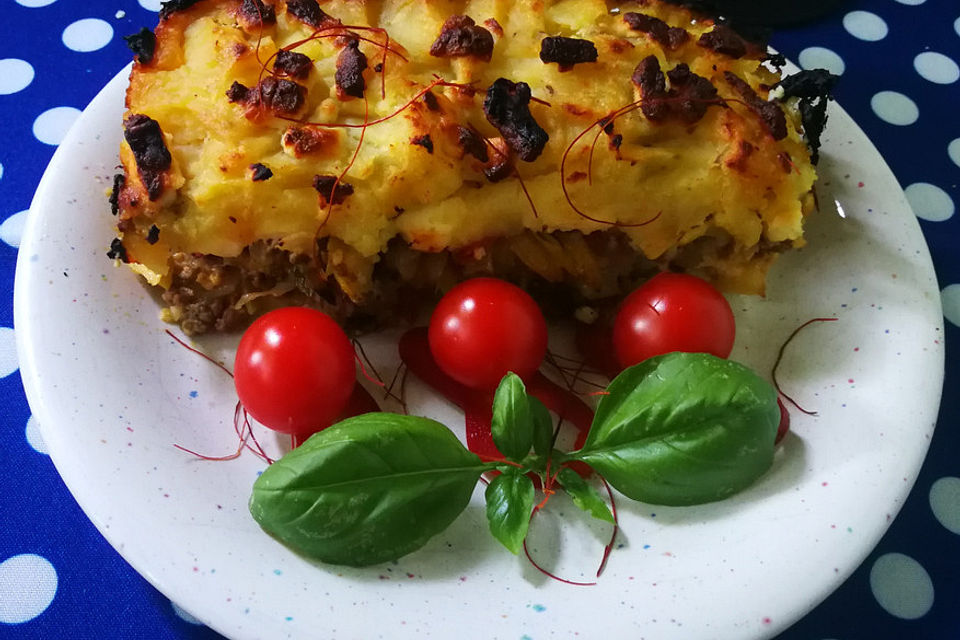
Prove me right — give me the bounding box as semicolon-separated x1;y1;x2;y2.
158;229;763;334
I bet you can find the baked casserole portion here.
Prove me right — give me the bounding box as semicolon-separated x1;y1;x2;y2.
110;0;830;334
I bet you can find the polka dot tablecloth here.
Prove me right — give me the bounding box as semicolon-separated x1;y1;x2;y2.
0;1;957;638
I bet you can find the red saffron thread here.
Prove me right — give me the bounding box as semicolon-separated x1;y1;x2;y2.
165;331;275;464
596;476;619;578
351;339;387;388
772;317;839;415
522;514;597;587
560;104;661;227
165;330;233;377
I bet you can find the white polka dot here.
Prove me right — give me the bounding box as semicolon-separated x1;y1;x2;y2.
869;553;934;619
25;415;48;455
905;182;955;222
0;59;35;95
1;209;28;248
894;0;925;4
930;477;960;533
0;163;4;180
32;107;80;146
139;0;163;11
62;18;114;53
15;0;57;6
0;554;58;624
798;46;846;76
843;10;889;41
955;16;960;38
941;284;960;328
171;601;204;625
914;52;959;84
0;327;17;379
949;138;960;169
870;91;919;126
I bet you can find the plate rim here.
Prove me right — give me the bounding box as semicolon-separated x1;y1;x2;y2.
14;62;946;640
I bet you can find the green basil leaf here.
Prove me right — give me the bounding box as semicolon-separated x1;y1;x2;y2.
249;413;489;567
557;467;615;524
573;352;780;506
529;397;554;456
484;470;536;554
491;373;533;460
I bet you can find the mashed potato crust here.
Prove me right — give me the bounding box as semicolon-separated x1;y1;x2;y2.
112;0;819;334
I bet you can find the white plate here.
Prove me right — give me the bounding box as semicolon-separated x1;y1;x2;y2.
15;65;944;640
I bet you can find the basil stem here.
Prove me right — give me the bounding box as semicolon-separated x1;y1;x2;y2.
250;413;493;566
570;352;780;506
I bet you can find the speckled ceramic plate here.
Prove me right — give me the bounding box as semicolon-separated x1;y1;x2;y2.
14;65;944;640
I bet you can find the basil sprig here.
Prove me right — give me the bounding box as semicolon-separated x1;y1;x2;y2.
249;352;781;568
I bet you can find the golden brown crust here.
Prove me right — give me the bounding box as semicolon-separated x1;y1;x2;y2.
112;0;820;333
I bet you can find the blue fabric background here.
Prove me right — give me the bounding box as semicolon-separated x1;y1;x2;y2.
0;1;956;638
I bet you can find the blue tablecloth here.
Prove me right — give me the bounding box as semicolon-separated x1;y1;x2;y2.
1;1;957;638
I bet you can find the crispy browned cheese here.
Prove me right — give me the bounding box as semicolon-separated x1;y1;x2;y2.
112;0;822;334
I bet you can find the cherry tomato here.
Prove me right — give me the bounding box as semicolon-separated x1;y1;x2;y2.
234;307;356;435
612;272;735;368
428;278;548;391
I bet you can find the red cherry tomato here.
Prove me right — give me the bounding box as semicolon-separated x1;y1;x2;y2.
428;278;548;391
234;307;356;435
612;272;735;368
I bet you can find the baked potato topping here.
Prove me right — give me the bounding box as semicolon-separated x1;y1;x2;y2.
111;0;824;334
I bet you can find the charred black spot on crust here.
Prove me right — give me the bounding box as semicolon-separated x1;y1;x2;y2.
313;175;354;205
335;39;367;99
286;0;335;28
632;56;669;121
659;1;770;47
107;238;129;262
430;15;494;62
411;134;434;154
124;28;156;64
250;163;273;181
483;78;549;162
457;126;489;162
422;90;440;111
765;52;786;69
483;160;513;182
539;36;598;71
374;62;384;72
146;225;160;244
239;0;276;26
227;78;306;114
724;71;787;140
159;0;203;20
797;99;828;163
274;49;312;79
622;13;689;50
257;77;305;113
226;81;250;102
633;57;719;124
123;114;171;201
698;25;749;59
666;63;719;123
610;133;623;149
777;69;839;100
777;69;837;164
109;173;125;215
